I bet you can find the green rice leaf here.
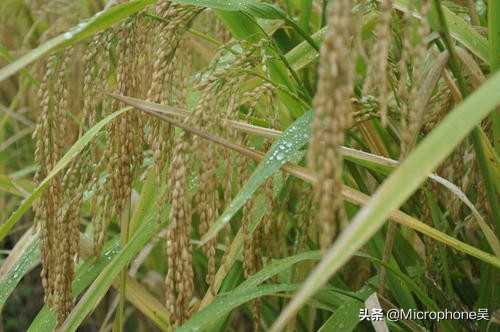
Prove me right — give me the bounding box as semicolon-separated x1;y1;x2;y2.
27;238;121;332
0;229;39;306
58;215;163;331
0;0;155;82
200;110;313;244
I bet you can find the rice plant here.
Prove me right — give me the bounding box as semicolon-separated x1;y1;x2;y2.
0;0;499;331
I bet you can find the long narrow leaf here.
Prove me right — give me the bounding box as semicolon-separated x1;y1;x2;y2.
59;214;164;331
201;110;313;243
0;0;154;82
27;238;121;331
0;228;39;306
0;175;34;197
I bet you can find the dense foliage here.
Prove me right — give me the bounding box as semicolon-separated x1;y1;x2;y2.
0;0;499;331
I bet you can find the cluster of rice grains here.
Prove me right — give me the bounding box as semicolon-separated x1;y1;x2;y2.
92;13;151;257
308;0;360;251
396;0;431;157
31;0;282;327
146;3;199;326
30;0;458;329
33;50;82;322
308;0;437;294
31;1;198;326
164;36;279;326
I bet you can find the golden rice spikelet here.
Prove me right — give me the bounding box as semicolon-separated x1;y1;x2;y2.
164;52;224;322
165;138;194;325
142;4;200;324
51;48;77;323
163;36;272;324
241;150;274;331
240;93;277;325
260;93;279;265
308;0;358;251
399;0;431;157
82;30;113;132
363;0;393;125
163;98;200;325
197;148;218;289
33;49;78;325
147;2;196;228
193;92;221;290
93;15;150;256
404;0;431;154
396;0;415;141
87;29;118;256
209;40;268;210
193;41;270;277
34;53;59;309
380;0;431;293
109;18;140;211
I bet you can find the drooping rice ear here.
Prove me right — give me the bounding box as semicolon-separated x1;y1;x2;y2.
187;38;277;301
147;3;197;240
34;48;77;325
165;136;194;325
363;0;393;126
308;0;359;251
382;0;431;294
91;13;158;257
399;0;431;158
